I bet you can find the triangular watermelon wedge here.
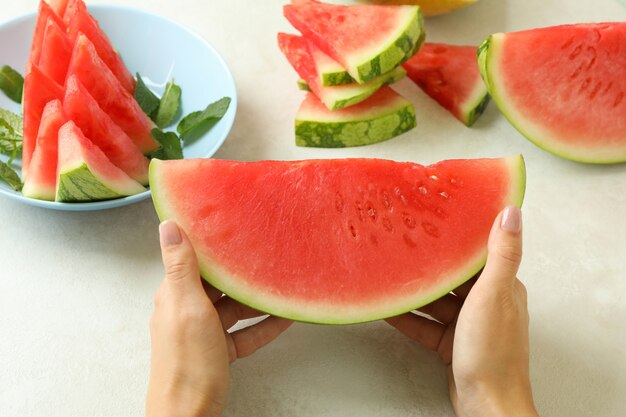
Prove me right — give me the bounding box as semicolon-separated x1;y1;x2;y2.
56;121;146;202
279;33;406;110
27;1;66;73
65;0;136;93
22;65;64;177
38;17;73;86
149;155;526;324
64;75;149;185
284;1;424;84
48;0;69;17
404;43;490;126
66;34;159;154
307;38;354;86
22;100;67;201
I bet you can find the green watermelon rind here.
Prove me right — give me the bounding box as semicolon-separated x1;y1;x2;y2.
297;66;407;92
150;155;526;325
321;69;355;87
478;34;626;164
295;102;417;148
460;78;491;127
352;7;425;84
55;163;143;202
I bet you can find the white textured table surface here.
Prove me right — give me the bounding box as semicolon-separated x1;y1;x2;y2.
1;1;626;416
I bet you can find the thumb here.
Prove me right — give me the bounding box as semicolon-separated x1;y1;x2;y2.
159;220;202;294
481;206;523;287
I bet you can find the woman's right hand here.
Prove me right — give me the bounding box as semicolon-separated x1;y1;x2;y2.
387;206;539;417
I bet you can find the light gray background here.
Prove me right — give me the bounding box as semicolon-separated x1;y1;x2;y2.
1;1;625;416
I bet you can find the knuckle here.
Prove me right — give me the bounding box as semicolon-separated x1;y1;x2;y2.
164;259;194;281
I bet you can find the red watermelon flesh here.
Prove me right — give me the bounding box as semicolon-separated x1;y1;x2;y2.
479;23;626;163
150;156;526;324
38;18;73;86
64;75;149;185
404;43;490;126
284;1;423;84
22;65;64;177
66;34;159;154
66;0;136;93
21;100;67;201
27;1;66;73
48;0;69;17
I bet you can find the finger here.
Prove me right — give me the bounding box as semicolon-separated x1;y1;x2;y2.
385;312;446;352
481;206;523;288
214;296;265;330
417;293;461;325
159;220;203;295
227;317;293;362
452;276;478;300
201;280;223;303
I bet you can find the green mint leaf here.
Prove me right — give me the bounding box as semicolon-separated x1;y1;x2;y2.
177;97;231;139
0;108;23;162
149;128;183;160
0;66;24;104
0;159;22;191
135;73;160;117
155;80;182;129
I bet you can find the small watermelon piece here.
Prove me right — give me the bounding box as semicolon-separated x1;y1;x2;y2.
47;0;69;17
22;100;67;201
478;23;626;164
296;86;416;147
279;33;406;110
66;0;136;93
64;76;150;185
27;1;66;73
284;1;424;84
22;65;64;177
66;34;159;154
149;155;526;324
297;64;406;91
404;43;490;126
308;40;354;86
56;121;146;202
38;18;73;85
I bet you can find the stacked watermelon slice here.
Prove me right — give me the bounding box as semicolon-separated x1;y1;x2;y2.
21;0;159;202
279;0;424;147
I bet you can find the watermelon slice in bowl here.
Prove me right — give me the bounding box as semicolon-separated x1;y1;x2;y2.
0;4;237;211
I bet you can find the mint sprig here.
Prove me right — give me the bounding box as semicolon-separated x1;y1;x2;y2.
177;97;231;139
135;73;160;116
149;128;183;160
0;159;22;191
0;66;24;104
0;108;23;163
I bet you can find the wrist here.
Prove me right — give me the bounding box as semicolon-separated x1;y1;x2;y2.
457;378;539;417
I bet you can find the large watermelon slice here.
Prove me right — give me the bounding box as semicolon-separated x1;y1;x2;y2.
296;86;416;147
21;100;67;201
64;76;150;185
478;23;626;164
65;0;136;93
38;18;73;86
278;33;408;110
404;43;490;126
66;34;159;154
56;121;145;202
150;155;526;324
27;1;66;73
284;1;424;84
22;65;64;177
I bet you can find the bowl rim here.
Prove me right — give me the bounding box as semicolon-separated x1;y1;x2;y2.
0;3;238;212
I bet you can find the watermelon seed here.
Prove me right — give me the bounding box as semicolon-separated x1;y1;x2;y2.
589;81;603;100
365;201;377;221
381;191;392;209
614;92;624;108
400;195;408;205
430;175;439;181
570;64;584;80
580;78;592;92
560;36;575;50
394;186;402;196
418;186;428;194
403;234;417;248
439;191;449;199
422;222;441;238
382;216;394;232
585;47;597;70
349;223;358;238
402;213;416;229
568;45;582;60
603;81;613;94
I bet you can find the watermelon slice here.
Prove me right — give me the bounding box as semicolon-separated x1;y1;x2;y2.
27;1;66;73
478;23;626;164
404;43;490;127
150;156;526;324
284;1;424;84
65;0;136;93
38;18;73;86
22;100;67;201
296;65;406;91
307;39;355;86
279;33;408;110
66;34;159;154
64;75;150;185
56;121;146;202
296;86;416;147
22;65;64;177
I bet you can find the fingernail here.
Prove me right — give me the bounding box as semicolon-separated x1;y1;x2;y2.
501;206;522;233
159;220;182;247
